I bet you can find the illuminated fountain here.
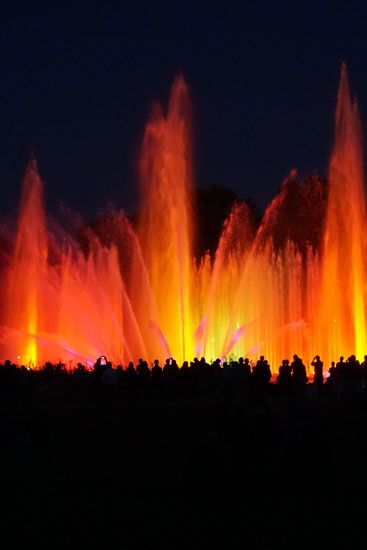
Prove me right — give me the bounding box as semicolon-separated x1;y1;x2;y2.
0;65;366;370
318;63;367;362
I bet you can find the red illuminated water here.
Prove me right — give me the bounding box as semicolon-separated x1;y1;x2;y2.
0;65;366;371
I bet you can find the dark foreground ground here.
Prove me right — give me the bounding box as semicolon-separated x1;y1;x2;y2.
0;392;366;545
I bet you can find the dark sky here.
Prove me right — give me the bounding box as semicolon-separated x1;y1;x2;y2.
1;1;367;220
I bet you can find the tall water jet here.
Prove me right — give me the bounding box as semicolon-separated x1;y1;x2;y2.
218;173;323;369
199;202;255;359
319;63;367;362
5;159;48;364
137;75;195;363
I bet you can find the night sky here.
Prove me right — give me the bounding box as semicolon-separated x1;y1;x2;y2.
1;1;367;220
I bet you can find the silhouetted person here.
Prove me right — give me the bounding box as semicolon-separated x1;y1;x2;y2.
361;355;367;389
162;358;179;395
277;359;292;395
101;361;117;388
311;355;323;389
210;357;219;380
324;361;337;397
252;355;271;390
179;360;190;393
93;355;108;383
232;358;240;381
137;358;150;379
328;361;336;380
237;357;251;383
151;359;162;380
197;356;211;391
163;358;171;377
290;354;307;395
125;361;137;389
336;356;345;377
335;355;362;397
171;358;180;375
72;362;88;397
75;362;85;373
346;354;361;379
115;365;125;394
180;360;189;375
220;361;234;399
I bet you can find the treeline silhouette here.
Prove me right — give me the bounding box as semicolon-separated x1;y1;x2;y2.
1;352;367;405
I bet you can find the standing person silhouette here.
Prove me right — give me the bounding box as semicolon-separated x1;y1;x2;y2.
311;355;323;389
311;355;324;394
291;354;308;396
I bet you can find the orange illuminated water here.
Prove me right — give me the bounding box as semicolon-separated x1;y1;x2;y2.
0;65;366;371
318;63;367;362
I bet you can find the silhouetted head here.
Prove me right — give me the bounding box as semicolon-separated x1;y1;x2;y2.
260;355;264;361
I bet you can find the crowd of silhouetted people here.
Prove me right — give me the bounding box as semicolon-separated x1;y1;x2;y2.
1;352;367;405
